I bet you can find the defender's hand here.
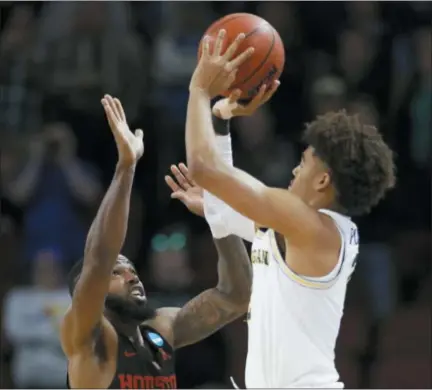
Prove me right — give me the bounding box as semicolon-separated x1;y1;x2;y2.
212;80;280;120
165;163;204;217
190;29;254;98
101;95;144;167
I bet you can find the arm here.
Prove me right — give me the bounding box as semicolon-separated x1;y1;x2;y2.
61;96;144;351
159;235;251;349
203;115;255;242
187;89;324;242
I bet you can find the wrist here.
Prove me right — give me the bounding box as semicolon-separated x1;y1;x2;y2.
116;162;136;173
190;86;212;101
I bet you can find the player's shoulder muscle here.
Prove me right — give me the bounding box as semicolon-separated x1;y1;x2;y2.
145;307;179;347
61;306;117;358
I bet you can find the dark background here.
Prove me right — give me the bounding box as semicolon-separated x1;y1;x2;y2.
0;1;430;388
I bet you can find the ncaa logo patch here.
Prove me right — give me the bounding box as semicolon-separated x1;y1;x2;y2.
148;332;164;347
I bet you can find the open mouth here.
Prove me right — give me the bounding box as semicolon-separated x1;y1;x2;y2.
130;286;145;297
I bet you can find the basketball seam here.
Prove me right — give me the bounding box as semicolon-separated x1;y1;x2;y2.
231;25;276;90
206;14;245;35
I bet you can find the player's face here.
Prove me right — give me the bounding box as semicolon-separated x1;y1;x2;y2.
109;256;146;304
105;256;156;323
288;146;331;200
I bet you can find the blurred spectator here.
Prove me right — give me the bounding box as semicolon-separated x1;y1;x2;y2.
347;97;397;303
0;5;43;134
146;226;228;388
3;123;101;271
146;224;194;307
256;2;306;136
410;28;431;169
235;106;296;188
151;2;215;203
152;2;213;123
345;1;385;38
37;2;133;41
3;249;70;389
337;27;391;113
310;75;347;116
35;2;146;124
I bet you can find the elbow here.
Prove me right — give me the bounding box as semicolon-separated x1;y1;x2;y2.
218;284;251;314
236;285;252;311
231;297;250;315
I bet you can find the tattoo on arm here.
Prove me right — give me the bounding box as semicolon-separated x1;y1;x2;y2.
172;235;252;349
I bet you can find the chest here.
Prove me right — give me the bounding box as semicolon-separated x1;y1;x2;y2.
112;330;176;389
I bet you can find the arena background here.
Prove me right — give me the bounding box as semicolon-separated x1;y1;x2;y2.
0;1;430;388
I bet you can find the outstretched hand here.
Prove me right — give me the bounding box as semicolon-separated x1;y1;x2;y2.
165;163;204;217
190;29;255;98
212;80;280;120
101;95;144;167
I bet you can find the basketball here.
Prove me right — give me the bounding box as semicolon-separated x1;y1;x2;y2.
198;13;285;101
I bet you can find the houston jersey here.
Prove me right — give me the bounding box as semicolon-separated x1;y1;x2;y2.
67;325;176;389
245;209;359;388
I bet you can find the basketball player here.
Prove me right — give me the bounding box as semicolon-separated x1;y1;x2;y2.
61;95;252;389
179;30;396;388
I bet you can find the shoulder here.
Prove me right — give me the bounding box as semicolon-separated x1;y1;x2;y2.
143;308;180;349
61;308;118;359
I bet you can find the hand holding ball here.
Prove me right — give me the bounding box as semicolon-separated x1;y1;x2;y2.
197;13;285;101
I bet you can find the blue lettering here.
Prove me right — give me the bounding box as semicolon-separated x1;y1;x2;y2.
349;228;359;245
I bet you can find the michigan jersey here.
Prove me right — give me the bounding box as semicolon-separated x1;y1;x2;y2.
245;209;359;388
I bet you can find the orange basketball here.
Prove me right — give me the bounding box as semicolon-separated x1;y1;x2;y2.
198;13;285;101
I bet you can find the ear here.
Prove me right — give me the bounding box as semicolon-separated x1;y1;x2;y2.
315;172;331;192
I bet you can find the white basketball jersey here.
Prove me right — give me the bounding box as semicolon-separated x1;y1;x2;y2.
245;209;359;388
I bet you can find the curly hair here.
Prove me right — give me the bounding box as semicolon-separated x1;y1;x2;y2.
303;110;396;216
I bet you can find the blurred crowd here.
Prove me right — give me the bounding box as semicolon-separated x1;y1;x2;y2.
0;2;430;389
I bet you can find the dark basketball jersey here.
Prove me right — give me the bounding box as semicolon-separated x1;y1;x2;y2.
67;325;176;389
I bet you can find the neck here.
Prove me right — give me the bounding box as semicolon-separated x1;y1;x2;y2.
106;311;141;337
308;193;335;212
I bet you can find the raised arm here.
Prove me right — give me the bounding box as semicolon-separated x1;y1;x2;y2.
160;235;251;349
162;168;252;349
61;95;144;353
203;114;255;242
186;31;324;243
165;112;255;242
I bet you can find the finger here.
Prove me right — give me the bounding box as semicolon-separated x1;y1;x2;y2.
170;164;191;190
228;89;242;104
202;35;211;57
135;129;143;139
170;192;187;202
248;84;268;110
114;98;126;122
179;163;198;187
214;29;226;56
262;80;281;103
225;69;238;90
104;95;121;122
222;32;246;61
226;47;254;71
101;98;118;127
165;175;181;193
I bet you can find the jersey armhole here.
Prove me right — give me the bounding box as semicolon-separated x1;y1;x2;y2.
270;224;346;289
